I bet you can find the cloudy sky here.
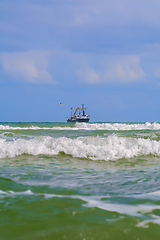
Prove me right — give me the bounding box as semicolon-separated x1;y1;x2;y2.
0;0;160;122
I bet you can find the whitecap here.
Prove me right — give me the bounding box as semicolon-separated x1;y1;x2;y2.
1;135;160;160
0;122;160;131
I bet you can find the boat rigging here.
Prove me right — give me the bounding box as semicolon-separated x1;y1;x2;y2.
66;104;90;122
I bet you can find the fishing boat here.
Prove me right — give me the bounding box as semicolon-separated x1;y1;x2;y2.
66;104;90;122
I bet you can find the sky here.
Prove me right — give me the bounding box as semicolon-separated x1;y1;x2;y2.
0;0;160;122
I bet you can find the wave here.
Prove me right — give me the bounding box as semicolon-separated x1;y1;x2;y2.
75;122;160;130
0;122;160;131
1;135;160;160
1;190;160;225
0;125;52;130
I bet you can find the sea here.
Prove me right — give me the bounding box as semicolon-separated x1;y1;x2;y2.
0;122;160;240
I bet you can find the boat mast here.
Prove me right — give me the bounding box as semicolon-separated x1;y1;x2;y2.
82;104;86;116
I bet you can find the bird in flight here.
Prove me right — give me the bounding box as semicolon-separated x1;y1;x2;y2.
58;103;62;105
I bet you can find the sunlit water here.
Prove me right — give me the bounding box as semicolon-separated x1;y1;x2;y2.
0;122;160;240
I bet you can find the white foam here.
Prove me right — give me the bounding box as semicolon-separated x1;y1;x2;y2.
0;122;160;131
45;194;160;217
0;125;44;130
0;125;77;131
131;191;160;200
83;200;160;217
136;214;160;228
0;190;7;194
75;122;160;130
0;189;34;198
1;189;160;226
1;135;160;160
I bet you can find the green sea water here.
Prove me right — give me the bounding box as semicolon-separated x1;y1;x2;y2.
0;122;160;240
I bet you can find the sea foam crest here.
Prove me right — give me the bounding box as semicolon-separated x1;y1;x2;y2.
0;122;160;131
75;122;160;130
0;125;49;130
1;135;160;160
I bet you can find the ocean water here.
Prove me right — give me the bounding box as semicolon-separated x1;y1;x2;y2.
0;122;160;240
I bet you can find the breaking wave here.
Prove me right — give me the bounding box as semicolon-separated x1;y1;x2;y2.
0;122;160;131
75;122;160;131
1;135;160;160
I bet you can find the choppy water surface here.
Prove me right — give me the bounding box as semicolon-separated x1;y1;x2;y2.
0;122;160;240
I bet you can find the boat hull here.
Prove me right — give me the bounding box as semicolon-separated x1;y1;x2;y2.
67;118;89;123
76;118;89;122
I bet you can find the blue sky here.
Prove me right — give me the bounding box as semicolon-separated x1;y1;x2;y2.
0;0;160;122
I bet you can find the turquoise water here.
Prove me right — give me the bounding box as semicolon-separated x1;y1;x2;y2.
0;122;160;239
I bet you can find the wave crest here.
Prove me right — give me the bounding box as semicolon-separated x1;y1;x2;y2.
0;122;160;131
1;135;160;160
75;122;160;130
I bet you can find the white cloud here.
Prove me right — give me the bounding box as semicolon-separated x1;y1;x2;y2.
1;50;145;85
76;55;145;84
104;55;145;83
0;50;56;84
77;67;100;84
